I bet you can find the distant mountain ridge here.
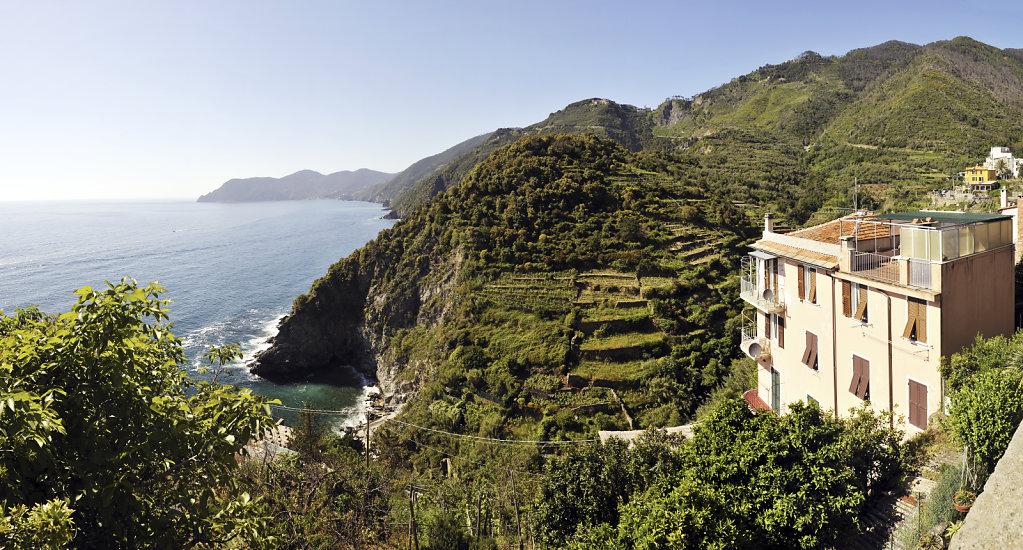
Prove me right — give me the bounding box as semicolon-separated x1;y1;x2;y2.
197;168;393;202
366;36;1023;218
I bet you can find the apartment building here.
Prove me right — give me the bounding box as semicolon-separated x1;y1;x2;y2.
740;211;1014;433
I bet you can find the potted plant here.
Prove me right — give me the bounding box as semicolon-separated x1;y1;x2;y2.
918;533;944;550
952;489;976;512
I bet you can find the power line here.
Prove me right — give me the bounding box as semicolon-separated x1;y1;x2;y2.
268;403;598;446
416;442;542;480
389;418;597;446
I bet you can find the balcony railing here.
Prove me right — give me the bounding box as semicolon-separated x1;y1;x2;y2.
908;258;932;289
739;275;785;312
739;309;770;363
850;251;900;285
847;251;934;290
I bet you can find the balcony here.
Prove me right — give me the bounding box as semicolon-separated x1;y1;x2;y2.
740;255;785;313
840;212;1012;291
739;309;770;364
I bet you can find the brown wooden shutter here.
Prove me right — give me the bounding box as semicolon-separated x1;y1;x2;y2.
797;265;805;300
764;312;770;340
777;316;785;349
916;300;927;344
854;285;868;322
902;299;917;340
772;260;778;293
801;332;813;365
808;270;817;303
842;281;852;317
850;356;870;398
808;333;818;370
908;379;927;429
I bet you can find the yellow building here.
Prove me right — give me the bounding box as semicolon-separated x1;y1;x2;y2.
964;166;998;191
740;211;1014;434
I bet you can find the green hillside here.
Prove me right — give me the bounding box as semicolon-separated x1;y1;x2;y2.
255;134;755;434
376;37;1023;223
382;99;674;217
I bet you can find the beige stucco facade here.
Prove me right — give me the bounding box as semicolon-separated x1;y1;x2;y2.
742;212;1015;435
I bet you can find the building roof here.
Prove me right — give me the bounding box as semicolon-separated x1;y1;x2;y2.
786;214;892;244
875;211;1010;224
751;241;838;269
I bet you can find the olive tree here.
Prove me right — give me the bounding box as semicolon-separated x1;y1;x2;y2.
0;279;276;548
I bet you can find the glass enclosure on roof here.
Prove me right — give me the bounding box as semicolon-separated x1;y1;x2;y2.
882;215;1012;262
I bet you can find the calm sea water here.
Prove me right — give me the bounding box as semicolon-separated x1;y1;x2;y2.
0;199;395;427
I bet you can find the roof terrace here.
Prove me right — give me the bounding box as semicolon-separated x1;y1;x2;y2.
757;211;1013;291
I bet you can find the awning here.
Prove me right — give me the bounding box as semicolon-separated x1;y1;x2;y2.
748;250;777;260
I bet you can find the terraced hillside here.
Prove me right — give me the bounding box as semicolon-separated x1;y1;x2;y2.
257;134;752;437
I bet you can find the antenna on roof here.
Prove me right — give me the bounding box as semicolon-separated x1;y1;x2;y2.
854;177;859;211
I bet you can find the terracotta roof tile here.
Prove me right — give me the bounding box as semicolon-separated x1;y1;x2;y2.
751;241;838;269
787;214;892;244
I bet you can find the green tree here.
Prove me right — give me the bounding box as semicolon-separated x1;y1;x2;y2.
0;279;276;548
427;511;471;550
948;368;1023;474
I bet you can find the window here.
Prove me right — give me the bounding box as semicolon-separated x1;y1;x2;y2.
842;281;868;322
807;394;819;408
801;331;819;371
771;368;781;412
797;265;817;304
765;312;784;348
849;355;870;400
908;379;928;430
902;297;927;343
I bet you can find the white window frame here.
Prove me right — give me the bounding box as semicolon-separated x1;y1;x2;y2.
803;266;817;305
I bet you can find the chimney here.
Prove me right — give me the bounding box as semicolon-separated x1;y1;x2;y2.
1001;187;1009;209
764;213;775;233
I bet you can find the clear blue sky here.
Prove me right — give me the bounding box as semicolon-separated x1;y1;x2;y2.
1;0;1020;200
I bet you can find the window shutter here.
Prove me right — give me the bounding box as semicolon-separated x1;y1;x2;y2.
772;260;778;293
908;379;927;429
916;300;927;344
854;285;868;321
801;331;813;365
850;356;870;399
777;316;784;349
902;299;917;340
797;265;805;300
842;281;851;317
764;312;770;340
857;358;870;399
849;356;862;394
808;333;818;370
808;270;817;303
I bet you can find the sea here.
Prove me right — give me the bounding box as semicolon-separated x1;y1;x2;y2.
0;199;395;427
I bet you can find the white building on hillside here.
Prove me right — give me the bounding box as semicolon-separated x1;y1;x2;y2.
983;147;1021;179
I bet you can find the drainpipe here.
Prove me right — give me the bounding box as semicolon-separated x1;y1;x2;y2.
886;292;894;430
831;276;839;419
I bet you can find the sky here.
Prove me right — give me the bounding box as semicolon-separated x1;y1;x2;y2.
1;0;1021;201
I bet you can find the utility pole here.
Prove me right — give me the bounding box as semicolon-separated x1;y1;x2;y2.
509;470;523;550
408;485;419;550
475;491;482;544
365;411;371;470
855;177;859;211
